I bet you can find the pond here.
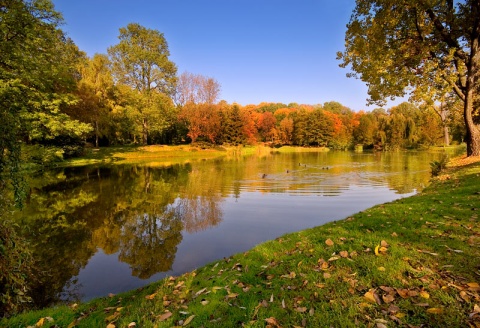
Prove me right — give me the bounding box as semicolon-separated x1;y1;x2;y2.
15;150;448;305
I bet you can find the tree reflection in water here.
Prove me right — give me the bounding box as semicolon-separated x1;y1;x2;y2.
11;150;447;307
13;164;224;306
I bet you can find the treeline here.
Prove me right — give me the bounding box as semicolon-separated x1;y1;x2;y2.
0;2;466;175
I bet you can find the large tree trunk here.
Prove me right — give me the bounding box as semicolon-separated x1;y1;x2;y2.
464;27;480;157
142;117;148;145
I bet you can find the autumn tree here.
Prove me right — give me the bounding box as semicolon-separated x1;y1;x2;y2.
338;0;480;156
108;23;177;145
174;72;220;106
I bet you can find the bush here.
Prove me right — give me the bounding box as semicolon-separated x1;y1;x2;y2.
430;154;449;177
0;219;36;317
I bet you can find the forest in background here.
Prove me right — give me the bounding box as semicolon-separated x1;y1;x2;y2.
0;2;467;172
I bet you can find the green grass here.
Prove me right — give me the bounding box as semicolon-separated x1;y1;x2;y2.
3;157;480;327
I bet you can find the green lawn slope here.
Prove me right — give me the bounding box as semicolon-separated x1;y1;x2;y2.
3;157;480;328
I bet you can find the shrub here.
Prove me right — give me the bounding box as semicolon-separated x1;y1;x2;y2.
430;154;449;177
0;219;36;317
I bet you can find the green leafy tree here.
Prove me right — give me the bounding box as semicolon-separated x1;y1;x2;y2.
108;23;177;145
338;0;480;156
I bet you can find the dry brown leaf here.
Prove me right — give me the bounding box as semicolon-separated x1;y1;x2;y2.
382;294;395;303
396;288;410;298
325;239;334;246
381;240;389;247
323;272;331;279
339;251;349;258
265;317;282;327
460;291;470;302
157;311;173;321
364;290;380;304
106;324;115;328
295;307;307;313
128;323;136;327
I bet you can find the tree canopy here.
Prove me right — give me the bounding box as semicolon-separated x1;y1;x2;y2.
338;0;480;156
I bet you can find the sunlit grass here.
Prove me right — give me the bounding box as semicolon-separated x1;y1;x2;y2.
3;156;480;327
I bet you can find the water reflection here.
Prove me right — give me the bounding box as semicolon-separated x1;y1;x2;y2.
13;150;448;305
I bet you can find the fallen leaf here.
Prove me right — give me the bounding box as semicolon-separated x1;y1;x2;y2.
194;288;207;297
363;290;377;304
396;288;410;298
106;324;115;328
468;282;480;291
295;307;307;313
128;323;136;327
374;245;380;256
382;294;395;303
381;240;389;247
379;246;388;253
183;315;195;326
460;291;470;302
339;251;349;258
226;293;239;299
426;307;443;314
420;291;430;299
201;299;209;305
157;311;173;321
35;318;45;327
325;239;334;246
145;293;157;300
265;317;282;327
378;267;386;272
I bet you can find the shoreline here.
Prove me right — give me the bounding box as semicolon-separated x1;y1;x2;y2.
3;154;480;327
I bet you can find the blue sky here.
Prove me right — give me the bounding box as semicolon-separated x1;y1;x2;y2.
52;0;387;111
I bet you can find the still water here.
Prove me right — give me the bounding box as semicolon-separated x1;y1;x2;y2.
16;150;446;304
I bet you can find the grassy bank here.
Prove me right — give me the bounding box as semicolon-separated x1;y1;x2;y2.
3;156;479;327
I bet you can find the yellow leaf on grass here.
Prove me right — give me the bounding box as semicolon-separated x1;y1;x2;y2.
325;239;334;246
374;245;380;256
364;291;377;304
467;282;480;290
420;291;430;299
183;315;195;326
106;324;116;328
35;318;45;327
426;307;443;314
145;293;157;300
227;293;239;299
